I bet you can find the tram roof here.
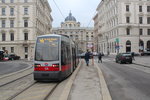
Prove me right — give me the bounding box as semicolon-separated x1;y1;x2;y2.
37;34;69;38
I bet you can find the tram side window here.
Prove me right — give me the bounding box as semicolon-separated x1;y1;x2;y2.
66;45;71;64
61;41;67;65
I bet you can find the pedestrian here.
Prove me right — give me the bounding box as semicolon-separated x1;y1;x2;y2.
98;52;102;63
84;50;91;66
131;52;135;60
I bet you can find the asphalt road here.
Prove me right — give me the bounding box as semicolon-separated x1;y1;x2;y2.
0;61;30;75
99;58;150;100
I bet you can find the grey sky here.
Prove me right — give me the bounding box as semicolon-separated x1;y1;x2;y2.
48;0;101;27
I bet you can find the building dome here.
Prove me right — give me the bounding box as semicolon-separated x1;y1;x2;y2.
65;12;76;22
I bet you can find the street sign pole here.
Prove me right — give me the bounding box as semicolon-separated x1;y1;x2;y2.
115;38;119;54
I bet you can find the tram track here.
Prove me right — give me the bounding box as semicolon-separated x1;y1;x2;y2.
0;67;33;87
8;82;59;100
0;69;60;100
0;72;33;87
6;81;37;100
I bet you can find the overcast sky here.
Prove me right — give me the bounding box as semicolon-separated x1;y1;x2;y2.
48;0;101;27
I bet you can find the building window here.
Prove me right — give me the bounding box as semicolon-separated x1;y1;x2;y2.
126;5;129;12
10;20;14;28
24;33;28;40
2;33;6;41
139;6;142;12
126;28;130;35
24;20;28;27
24;8;28;15
2;47;5;50
25;55;28;59
139;17;143;24
147;6;150;12
2;0;5;3
10;0;14;3
24;47;28;53
2;8;6;15
91;35;94;40
147;17;150;24
69;24;72;27
126;17;130;23
10;8;14;16
11;47;14;53
86;36;89;41
10;33;14;41
2;20;6;28
148;29;150;35
139;29;143;35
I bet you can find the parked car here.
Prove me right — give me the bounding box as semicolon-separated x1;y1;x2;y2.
126;52;140;56
3;54;9;61
0;50;4;60
93;52;98;56
115;53;132;64
8;54;20;60
141;51;150;56
78;52;93;59
78;53;86;58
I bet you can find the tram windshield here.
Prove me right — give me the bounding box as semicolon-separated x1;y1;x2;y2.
35;36;59;61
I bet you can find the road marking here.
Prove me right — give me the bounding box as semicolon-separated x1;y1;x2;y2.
95;62;112;100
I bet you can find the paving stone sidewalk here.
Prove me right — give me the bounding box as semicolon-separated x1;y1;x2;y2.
68;59;102;100
133;56;150;67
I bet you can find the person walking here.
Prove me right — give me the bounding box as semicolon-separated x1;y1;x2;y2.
98;52;102;63
84;50;91;66
131;52;135;60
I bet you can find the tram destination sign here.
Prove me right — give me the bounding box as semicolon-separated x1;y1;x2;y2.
38;37;59;43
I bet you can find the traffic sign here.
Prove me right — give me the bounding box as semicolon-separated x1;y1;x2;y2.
115;38;119;43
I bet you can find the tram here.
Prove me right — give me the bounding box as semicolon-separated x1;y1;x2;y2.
33;34;79;81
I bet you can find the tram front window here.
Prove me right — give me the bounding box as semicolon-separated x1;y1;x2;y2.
35;37;59;61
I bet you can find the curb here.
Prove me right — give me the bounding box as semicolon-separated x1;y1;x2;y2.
133;63;150;68
58;60;83;100
95;63;112;100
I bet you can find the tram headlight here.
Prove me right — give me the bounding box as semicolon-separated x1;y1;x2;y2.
52;64;59;67
34;64;41;67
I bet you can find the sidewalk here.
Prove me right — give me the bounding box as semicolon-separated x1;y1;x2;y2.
133;56;150;67
68;59;102;100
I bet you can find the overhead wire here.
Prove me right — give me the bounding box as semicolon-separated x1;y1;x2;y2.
52;0;65;19
86;11;97;28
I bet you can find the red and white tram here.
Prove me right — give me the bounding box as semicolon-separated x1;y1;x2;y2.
33;34;79;81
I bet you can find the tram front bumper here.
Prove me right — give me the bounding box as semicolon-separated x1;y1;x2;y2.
34;71;61;81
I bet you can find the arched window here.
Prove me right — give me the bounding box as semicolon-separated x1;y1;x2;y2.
147;40;150;51
139;39;144;52
69;24;72;27
126;40;131;52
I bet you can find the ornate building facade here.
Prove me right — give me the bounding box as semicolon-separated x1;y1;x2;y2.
0;0;53;59
52;12;94;52
94;0;150;55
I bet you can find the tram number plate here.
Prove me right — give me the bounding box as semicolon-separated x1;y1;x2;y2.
45;67;49;70
42;74;49;77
